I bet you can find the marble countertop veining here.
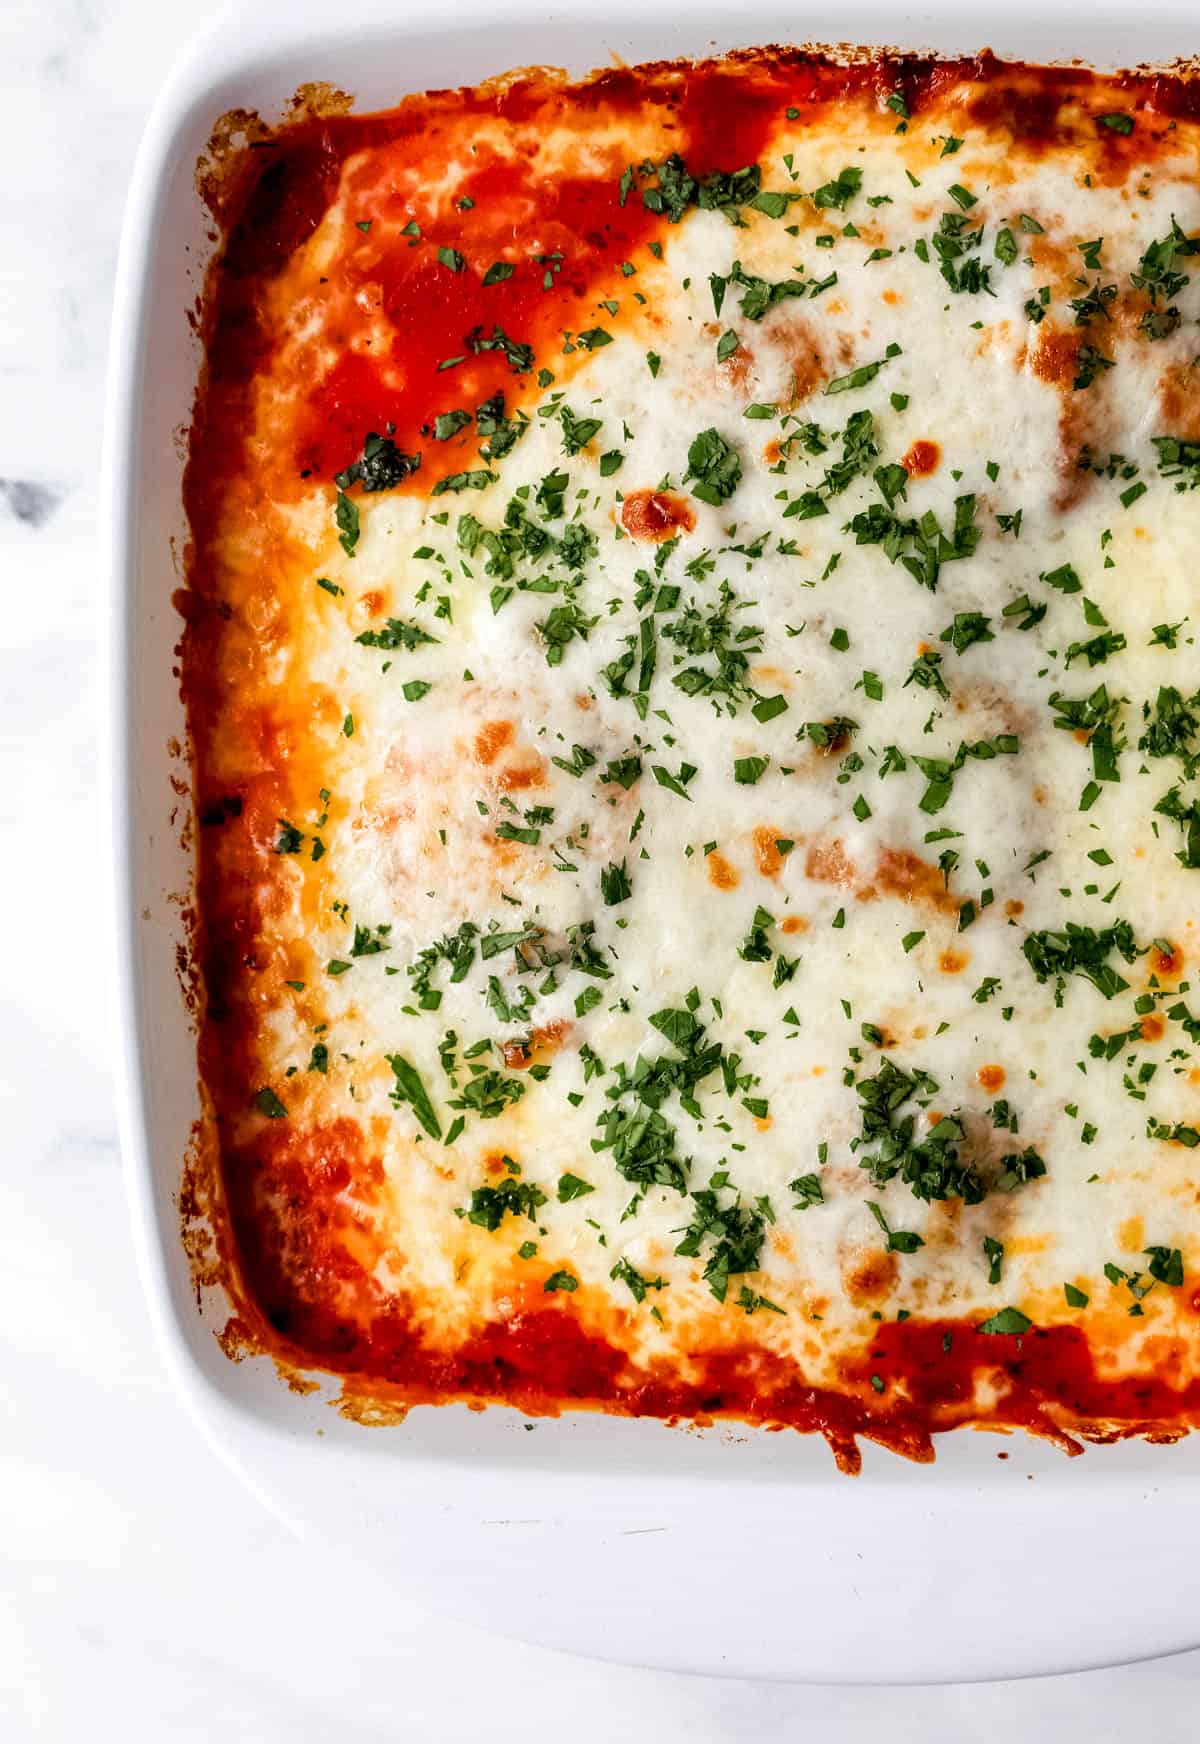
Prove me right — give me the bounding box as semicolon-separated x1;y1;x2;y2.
4;2;1200;1735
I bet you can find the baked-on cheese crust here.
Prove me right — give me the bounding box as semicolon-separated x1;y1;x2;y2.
183;49;1200;1468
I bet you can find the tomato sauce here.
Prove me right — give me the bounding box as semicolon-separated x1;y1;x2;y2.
620;489;697;542
902;439;940;477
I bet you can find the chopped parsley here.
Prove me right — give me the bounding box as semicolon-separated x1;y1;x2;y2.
684;427;742;505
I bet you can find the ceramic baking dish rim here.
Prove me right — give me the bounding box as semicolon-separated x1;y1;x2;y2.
105;0;1200;1682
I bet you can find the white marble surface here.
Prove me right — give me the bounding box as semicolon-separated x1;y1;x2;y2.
5;2;1200;1734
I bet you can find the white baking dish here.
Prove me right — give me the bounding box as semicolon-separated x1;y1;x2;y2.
106;0;1200;1681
